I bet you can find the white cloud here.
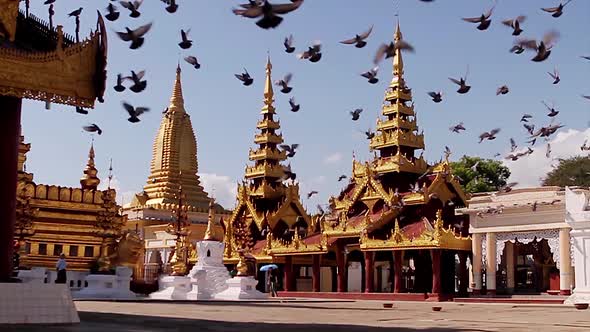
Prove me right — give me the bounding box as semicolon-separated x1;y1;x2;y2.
198;173;238;210
323;152;343;164
505;128;590;188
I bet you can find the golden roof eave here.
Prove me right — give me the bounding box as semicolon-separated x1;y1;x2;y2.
360;211;471;251
265;232;328;256
431;161;469;205
0;13;108;108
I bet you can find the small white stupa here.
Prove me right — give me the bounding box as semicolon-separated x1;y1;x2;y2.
150;199;267;301
186;200;231;300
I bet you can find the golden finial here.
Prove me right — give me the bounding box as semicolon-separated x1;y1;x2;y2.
263;55;275;109
392;20;404;80
204;199;219;241
169;63;185;110
394;19;402;41
80;140;100;190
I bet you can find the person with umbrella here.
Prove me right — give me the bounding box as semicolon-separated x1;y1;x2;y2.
260;264;278;297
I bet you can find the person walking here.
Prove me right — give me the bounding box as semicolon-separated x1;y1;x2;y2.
55;253;67;284
269;269;278;297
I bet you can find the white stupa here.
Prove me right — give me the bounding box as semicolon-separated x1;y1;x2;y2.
186;202;231;300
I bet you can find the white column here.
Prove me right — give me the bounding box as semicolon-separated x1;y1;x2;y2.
559;228;572;295
564;187;590;305
471;233;483;294
486;232;497;294
505;241;515;293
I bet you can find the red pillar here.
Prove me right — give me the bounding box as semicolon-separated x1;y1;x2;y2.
336;242;346;292
431;250;441;294
364;251;374;293
284;256;294;291
393;251;402;293
0;96;21;282
458;252;468;295
312;255;320;292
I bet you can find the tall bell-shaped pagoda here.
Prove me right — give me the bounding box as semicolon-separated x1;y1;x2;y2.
223;57;311;263
132;65;211;211
369;22;428;176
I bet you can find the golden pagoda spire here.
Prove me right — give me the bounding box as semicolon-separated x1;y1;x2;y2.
169;64;185;112
243;56;288;199
262;55;276;114
137;65;211;210
204;199;219;241
392;20;404;80
369;20;427;175
80;141;100;190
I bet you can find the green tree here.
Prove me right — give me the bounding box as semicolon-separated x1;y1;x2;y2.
450;156;511;194
542;156;590;187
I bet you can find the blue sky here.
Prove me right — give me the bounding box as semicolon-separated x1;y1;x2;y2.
21;0;590;209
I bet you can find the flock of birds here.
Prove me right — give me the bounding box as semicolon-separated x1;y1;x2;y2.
33;0;587;206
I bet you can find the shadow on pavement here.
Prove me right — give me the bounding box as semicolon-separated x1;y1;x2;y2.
2;311;492;332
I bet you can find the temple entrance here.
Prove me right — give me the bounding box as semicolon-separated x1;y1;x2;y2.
498;239;557;294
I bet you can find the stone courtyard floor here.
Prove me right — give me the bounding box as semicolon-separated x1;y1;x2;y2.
4;299;590;331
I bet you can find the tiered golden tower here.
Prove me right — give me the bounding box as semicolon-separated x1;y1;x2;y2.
244;58;290;198
223;57;311;263
325;21;469;250
369;22;428;175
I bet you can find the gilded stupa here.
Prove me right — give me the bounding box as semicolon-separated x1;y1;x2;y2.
222;57;313;263
128;65;211;211
123;65;231;264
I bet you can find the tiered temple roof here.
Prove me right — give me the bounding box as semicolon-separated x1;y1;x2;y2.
223;57;313;263
0;1;107;108
323;22;470;252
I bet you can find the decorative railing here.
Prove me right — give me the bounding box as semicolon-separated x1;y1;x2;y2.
256;119;280;130
248;148;286;161
254;133;283;144
381;102;414;115
369;131;424;149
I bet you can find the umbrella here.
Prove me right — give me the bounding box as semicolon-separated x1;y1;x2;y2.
259;264;278;272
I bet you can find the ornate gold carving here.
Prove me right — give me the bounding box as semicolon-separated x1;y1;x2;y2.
108;231;144;268
95;189;125;271
266;232;328;256
236;250;256;276
360;209;471;251
15;184;39;256
204;199;220;241
0;13;107;107
0;0;19;42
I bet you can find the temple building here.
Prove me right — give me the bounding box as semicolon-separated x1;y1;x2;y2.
222;24;471;300
15;134;126;273
222;56;313;273
458;186;579;296
122;66;230;267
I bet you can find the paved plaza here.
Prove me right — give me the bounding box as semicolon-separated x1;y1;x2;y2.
4;300;590;332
